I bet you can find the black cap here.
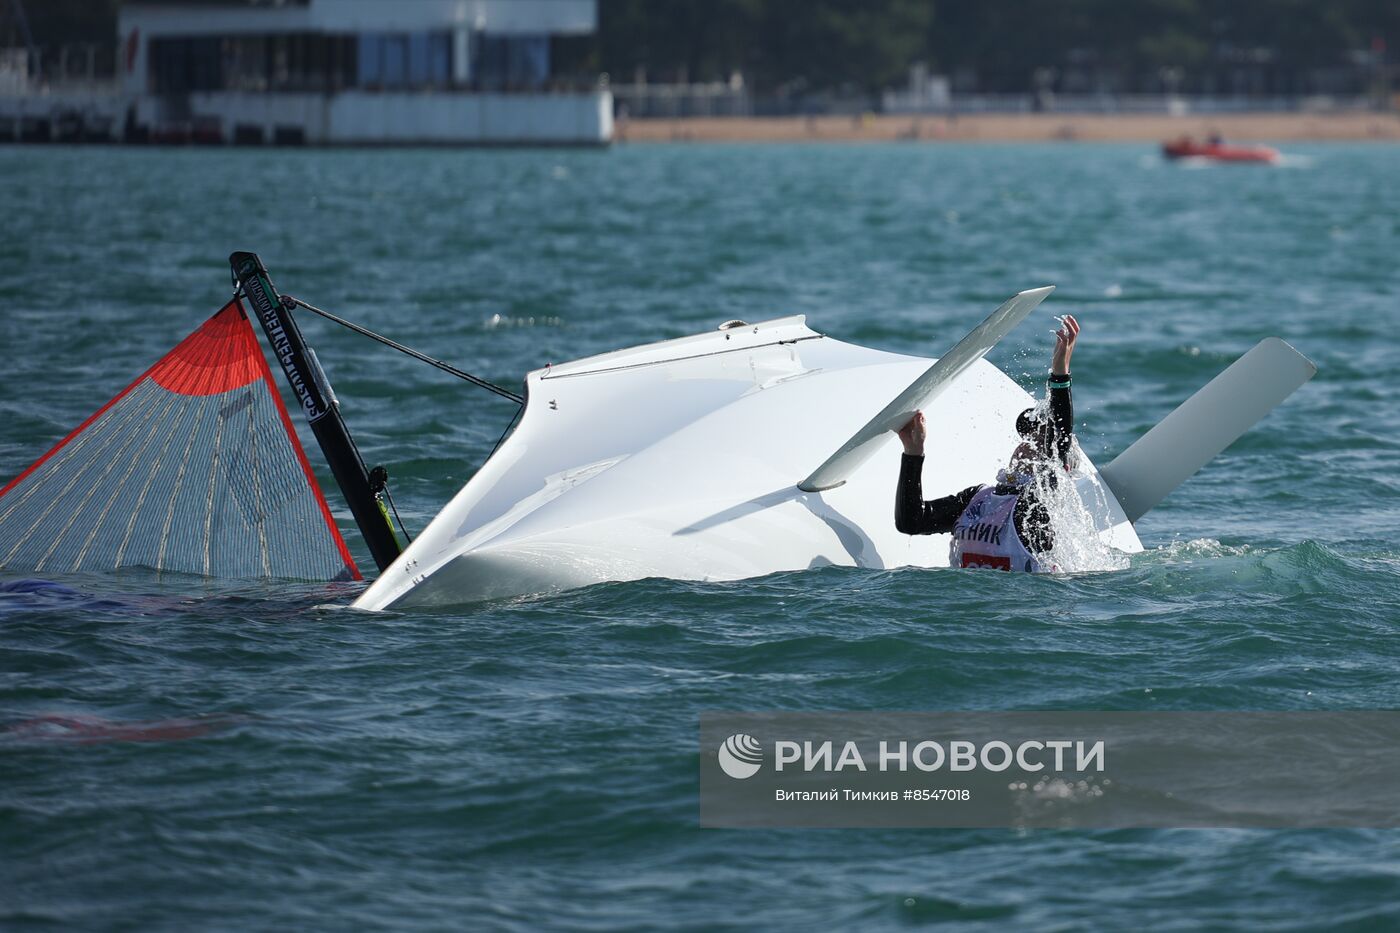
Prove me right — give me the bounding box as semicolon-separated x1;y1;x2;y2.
1015;408;1040;438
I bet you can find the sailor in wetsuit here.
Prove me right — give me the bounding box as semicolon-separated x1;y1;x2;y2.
893;315;1079;573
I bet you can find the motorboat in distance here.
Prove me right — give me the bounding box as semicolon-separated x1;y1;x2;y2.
1162;136;1279;163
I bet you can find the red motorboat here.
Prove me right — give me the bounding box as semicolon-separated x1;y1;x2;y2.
1162;136;1279;163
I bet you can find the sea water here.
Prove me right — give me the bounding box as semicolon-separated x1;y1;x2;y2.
2;142;1399;930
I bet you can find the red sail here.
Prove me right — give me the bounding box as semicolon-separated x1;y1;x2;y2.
0;300;360;581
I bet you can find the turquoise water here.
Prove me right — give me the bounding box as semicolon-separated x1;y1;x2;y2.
2;142;1399;929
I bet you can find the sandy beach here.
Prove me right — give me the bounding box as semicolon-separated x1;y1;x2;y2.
618;111;1400;143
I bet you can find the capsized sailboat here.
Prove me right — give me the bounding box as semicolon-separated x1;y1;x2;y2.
350;287;1316;610
0;255;1316;608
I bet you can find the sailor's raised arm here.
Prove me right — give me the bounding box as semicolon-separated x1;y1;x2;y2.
1051;313;1079;378
893;411;978;535
1047;315;1079;466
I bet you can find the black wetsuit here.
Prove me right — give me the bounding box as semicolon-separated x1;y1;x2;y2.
895;376;1073;554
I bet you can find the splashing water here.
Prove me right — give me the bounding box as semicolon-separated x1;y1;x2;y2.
1044;466;1132;573
1018;398;1131;574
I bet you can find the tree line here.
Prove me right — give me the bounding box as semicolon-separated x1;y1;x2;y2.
582;0;1398;94
10;0;1397;95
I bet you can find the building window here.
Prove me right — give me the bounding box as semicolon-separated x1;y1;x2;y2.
429;33;451;86
150;37;223;93
355;32;455;90
476;34;550;90
211;33;354;92
382;34;407;88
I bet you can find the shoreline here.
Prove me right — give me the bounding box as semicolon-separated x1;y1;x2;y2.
617;111;1400;144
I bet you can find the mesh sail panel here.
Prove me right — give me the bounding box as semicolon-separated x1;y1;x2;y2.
0;300;360;581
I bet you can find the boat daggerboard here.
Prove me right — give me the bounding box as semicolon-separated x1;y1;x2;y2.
0;300;360;581
798;286;1054;492
1098;337;1317;523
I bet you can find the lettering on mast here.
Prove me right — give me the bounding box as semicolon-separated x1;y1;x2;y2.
237;262;328;424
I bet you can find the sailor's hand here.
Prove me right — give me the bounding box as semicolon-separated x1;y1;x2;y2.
896;411;927;456
1052;314;1079;375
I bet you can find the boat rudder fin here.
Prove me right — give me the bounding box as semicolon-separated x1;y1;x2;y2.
1098;337;1317;524
798;285;1054;493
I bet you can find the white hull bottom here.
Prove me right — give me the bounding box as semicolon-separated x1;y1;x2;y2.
354;314;1142;611
389;485;1140;608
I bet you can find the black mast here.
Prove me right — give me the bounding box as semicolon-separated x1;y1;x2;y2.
229;251;403;573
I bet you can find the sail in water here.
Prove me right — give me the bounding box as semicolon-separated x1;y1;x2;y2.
0;299;359;581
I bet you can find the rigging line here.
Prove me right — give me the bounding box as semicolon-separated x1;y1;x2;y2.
374;371;523;546
282;296;524;406
381;482;412;545
537;334;824;380
485;403;522;464
233;285;410;511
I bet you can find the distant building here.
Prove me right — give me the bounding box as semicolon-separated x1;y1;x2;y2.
114;0;610;145
0;48;26;96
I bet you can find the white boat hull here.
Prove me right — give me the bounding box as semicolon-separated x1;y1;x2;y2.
353;315;1141;610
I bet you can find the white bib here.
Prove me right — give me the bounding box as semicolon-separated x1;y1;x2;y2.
948;486;1045;573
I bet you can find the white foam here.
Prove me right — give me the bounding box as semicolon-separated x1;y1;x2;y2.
1016;401;1129;573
